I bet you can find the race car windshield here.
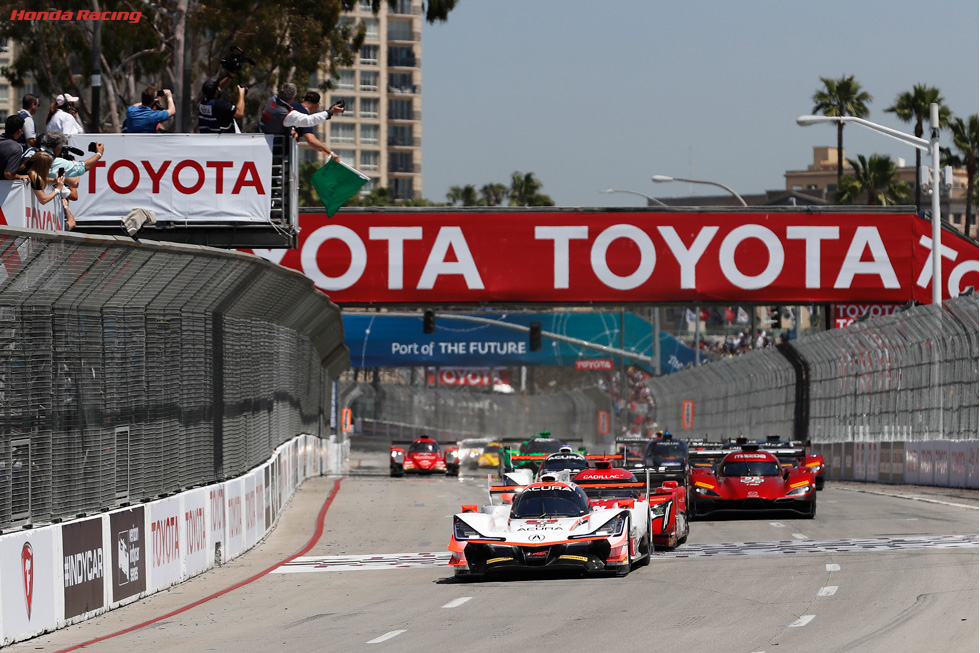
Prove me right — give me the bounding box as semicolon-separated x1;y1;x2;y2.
646;441;688;460
483;444;501;453
581;486;639;500
511;488;589;518
720;460;781;476
408;441;440;453
524;439;563;454
540;457;589;474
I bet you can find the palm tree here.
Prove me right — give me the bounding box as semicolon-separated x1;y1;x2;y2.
884;84;952;210
811;75;873;189
508;171;555;206
479;183;509;206
446;184;479;206
836;154;912;206
941;114;978;232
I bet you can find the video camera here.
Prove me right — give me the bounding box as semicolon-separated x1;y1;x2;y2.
61;142;101;162
219;46;256;75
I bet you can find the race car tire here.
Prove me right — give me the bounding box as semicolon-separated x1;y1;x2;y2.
815;477;825;491
618;518;634;576
390;466;404;478
676;511;689;545
803;501;816;519
447;466;459;477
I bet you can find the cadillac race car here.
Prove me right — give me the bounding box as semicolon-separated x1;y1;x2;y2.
574;463;689;550
689;446;816;519
390;436;460;477
448;476;652;579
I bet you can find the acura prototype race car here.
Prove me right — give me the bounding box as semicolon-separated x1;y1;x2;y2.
448;476;652;579
390;436;460;477
688;445;816;519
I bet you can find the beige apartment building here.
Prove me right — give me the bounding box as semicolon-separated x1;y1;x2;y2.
785;146;975;238
298;0;423;200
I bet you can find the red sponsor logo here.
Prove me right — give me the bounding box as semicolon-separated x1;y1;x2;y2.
87;160;266;196
575;359;613;370
10;9;141;23
21;542;34;619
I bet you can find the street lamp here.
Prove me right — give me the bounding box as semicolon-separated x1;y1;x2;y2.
796;103;942;305
599;188;669;207
651;175;748;207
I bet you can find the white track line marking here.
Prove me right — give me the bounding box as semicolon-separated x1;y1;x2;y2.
826;563;840;571
770;522;786;528
367;630;406;644
818;586;838;596
442;597;472;609
789;615;815;627
792;533;808;540
836;486;979;511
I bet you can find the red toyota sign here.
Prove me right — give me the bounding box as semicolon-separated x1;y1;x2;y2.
575;359;614;370
247;209;978;305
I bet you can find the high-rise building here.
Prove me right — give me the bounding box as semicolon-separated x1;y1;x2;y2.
300;0;423;200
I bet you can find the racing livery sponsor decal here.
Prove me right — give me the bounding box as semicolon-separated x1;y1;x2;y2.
62;518;105;619
110;507;146;602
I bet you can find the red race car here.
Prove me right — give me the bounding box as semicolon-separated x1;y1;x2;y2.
390;436;460;477
573;462;689;550
689;445;816;519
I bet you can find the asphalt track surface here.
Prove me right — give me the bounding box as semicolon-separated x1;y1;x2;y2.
14;440;979;653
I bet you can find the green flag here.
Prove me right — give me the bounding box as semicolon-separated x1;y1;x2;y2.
310;160;369;217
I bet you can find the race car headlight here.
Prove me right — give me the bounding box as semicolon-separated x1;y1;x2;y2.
572;511;627;539
807;464;824;473
391;450;404;463
446;450;459;464
452;516;504;541
785;484;813;497
693;486;720;497
650;500;671;519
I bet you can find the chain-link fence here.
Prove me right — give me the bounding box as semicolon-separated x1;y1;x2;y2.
0;227;348;530
342;382;612;451
645;295;979;444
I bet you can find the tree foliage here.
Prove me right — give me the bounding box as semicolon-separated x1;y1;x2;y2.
942;114;979;229
884;84;951;209
508;171;554;206
0;0;456;132
836;154;911;206
811;75;872;187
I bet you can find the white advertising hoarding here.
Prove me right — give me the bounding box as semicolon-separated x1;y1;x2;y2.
0;527;58;643
69;134;274;224
148;497;182;592
183;489;209;579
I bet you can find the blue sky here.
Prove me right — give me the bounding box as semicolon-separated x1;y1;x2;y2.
420;0;979;207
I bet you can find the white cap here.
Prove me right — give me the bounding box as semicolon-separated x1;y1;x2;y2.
55;93;79;106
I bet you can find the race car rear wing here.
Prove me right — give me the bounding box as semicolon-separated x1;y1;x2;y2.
687;447;728;469
390;439;458;447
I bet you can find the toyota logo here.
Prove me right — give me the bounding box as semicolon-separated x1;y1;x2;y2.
528;534;545;541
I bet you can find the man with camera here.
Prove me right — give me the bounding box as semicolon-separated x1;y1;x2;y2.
198;78;245;134
46;93;84;136
257;83;344;154
125;86;175;133
38;131;104;202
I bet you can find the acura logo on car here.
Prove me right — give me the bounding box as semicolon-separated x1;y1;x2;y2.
528;534;545;541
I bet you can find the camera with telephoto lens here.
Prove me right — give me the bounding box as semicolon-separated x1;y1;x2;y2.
219;46;256;75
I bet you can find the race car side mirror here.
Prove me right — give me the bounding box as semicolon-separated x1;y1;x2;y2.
462;504;477;513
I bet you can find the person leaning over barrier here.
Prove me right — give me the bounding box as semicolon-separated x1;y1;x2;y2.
38;131;104;202
0;115;27;181
18;149;67;205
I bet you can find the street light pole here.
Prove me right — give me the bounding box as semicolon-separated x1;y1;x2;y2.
599;188;669;207
796;104;943;305
651;175;748;207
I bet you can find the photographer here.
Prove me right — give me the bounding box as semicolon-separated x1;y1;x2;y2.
198;78;244;133
124;86;175;133
39;131;104;201
46;93;84;136
258;83;344;146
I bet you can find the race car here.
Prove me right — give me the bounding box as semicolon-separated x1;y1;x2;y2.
458;438;491;470
499;433;577;476
757;435;826;490
506;448;593;487
390;436;460;477
574;463;689;550
477;441;504;468
616;433;689;487
448;476;652;579
688;445;816;519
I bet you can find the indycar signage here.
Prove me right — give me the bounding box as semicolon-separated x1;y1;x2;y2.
249;209;978;304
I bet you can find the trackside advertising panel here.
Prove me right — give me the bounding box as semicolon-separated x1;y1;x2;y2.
69;134;274;224
208;484;226;566
148;497;182;592
224;479;244;562
0;527;57;643
109;507;146;604
247;210;979;304
183;489;209;578
62;517;105;621
0;180;66;230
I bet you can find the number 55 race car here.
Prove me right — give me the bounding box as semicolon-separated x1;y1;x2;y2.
390;436;460;477
689;445;816;519
448;475;652;579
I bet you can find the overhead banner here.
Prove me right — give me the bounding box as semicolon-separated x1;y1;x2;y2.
248;210;979;304
343;311;698;372
69;134;274;224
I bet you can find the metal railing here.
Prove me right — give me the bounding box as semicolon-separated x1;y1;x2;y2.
0;227;349;530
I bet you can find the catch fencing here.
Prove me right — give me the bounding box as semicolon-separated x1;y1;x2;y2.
0;227;349;531
644;295;978;443
342;382;611;450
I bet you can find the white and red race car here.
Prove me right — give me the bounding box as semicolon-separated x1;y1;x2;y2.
448;474;652;579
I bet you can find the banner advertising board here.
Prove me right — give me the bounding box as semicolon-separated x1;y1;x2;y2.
62;517;105;620
109;507;146;603
343;311;697;371
183;489;209;578
148;497;182;592
224;479;244;562
248;210;979;305
70;134;274;224
208;484;225;565
833;303;903;328
0;180;66;231
0;528;57;641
